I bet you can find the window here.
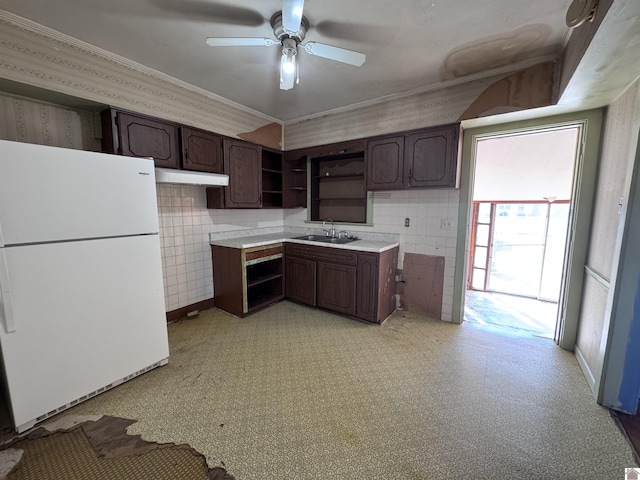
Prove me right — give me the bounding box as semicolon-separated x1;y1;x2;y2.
308;152;371;224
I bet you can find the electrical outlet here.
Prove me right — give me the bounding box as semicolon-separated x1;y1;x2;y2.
441;218;453;230
405;218;410;227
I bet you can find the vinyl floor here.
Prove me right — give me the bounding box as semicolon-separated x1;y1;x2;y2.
58;301;636;478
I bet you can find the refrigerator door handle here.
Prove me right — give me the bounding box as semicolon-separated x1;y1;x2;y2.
0;250;16;333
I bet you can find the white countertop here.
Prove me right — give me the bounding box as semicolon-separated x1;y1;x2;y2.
209;231;399;253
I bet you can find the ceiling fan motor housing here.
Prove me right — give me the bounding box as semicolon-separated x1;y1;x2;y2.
271;12;308;43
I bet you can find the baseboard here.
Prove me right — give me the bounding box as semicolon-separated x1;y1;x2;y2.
165;298;215;322
575;345;597;398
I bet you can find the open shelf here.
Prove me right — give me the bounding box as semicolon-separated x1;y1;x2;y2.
312;197;367;202
310;150;366;223
284;154;308;208
245;254;283;311
247;272;283;288
261;148;283;208
313;173;365;180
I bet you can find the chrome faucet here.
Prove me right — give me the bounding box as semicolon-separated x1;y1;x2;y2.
322;218;336;238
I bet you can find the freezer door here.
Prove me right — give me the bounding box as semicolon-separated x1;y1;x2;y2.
0;235;169;431
0;140;159;246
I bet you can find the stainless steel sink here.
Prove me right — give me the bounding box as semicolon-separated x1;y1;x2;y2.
293;234;327;241
292;235;357;244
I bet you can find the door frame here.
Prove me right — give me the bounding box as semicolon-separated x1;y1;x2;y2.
452;109;603;351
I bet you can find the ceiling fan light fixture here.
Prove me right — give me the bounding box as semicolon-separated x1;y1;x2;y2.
206;1;365;91
280;39;297;90
282;48;296;74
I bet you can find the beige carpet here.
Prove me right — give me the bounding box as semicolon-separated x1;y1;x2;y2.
46;301;637;478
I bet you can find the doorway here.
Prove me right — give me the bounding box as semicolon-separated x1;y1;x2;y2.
464;127;580;338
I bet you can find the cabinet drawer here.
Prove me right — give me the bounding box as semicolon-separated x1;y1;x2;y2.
285;243;358;265
244;244;283;265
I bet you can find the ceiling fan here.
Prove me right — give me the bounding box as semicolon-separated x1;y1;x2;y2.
205;0;366;91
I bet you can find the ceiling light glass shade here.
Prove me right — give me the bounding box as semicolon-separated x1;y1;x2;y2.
282;50;295;74
280;48;297;90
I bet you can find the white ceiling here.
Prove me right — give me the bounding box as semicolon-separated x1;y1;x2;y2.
0;0;573;122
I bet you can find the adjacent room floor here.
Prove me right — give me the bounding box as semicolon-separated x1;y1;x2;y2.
464;289;558;338
42;302;637;477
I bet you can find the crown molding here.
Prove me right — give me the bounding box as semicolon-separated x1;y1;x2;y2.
0;10;281;126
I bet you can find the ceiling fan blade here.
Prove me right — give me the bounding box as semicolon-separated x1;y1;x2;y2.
152;0;264;26
282;0;305;33
303;42;366;67
315;20;390;44
205;37;276;47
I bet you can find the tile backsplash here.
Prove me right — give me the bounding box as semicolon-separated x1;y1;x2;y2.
158;185;458;321
156;185;284;312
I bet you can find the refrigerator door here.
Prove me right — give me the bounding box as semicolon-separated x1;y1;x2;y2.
0;140;159;247
0;234;169;432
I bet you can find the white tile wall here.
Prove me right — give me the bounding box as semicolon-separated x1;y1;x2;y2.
284;189;460;321
157;184;459;320
156;185;284;312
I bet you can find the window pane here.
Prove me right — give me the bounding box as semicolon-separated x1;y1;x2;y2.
475;224;490;246
478;203;491;223
471;268;486;290
539;203;570;301
474;246;487;268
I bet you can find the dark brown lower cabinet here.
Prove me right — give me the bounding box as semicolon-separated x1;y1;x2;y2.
285;256;316;306
284;243;398;324
355;251;399;323
317;262;356;316
211;243;284;317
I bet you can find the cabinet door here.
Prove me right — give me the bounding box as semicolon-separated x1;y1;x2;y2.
356;253;379;322
317;262;356;316
285;257;317;306
116;112;179;168
404;125;458;188
181;127;223;173
223;139;262;208
366;136;405;190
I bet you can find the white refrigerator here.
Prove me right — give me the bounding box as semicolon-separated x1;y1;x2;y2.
0;140;170;433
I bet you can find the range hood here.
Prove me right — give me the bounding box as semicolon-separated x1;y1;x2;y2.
154;168;229;187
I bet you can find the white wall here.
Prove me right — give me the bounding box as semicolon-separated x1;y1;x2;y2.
575;77;640;400
474;128;578;201
284;188;459;321
0;92;100;151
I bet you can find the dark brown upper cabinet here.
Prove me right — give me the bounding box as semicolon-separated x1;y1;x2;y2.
366;135;405;190
180;126;223;173
405;125;458;188
365;123;460;190
223;138;262;208
101;109;179;168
